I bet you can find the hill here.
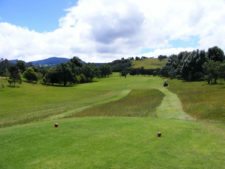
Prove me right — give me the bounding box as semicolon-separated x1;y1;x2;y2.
132;58;167;69
31;57;70;66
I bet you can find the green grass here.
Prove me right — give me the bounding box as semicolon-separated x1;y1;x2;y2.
0;74;225;169
75;89;164;117
132;58;167;69
0;117;224;169
0;74;170;127
168;79;225;121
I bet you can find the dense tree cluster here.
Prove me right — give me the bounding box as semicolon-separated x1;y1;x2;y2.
43;57;112;86
0;57;112;87
109;58;132;72
161;46;225;83
129;67;160;76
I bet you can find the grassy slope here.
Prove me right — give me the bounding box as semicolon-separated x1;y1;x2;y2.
0;75;225;169
75;89;164;117
0;74;168;126
168;79;225;121
0;75;134;127
0;117;224;169
132;58;167;69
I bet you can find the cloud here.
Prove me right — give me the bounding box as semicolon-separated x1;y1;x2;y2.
1;0;225;62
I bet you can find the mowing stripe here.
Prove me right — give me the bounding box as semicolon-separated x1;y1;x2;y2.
48;89;131;119
155;86;193;120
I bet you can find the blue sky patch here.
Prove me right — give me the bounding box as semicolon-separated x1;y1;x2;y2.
0;0;77;32
169;36;199;48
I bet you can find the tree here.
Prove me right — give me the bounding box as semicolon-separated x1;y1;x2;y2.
23;67;38;83
158;55;167;61
121;69;128;78
44;64;74;86
99;65;112;77
203;60;221;84
219;62;225;80
208;46;225;62
8;65;22;87
0;59;11;76
16;60;26;73
57;63;74;86
43;68;59;85
81;64;95;82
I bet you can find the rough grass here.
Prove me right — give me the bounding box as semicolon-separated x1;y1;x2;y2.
75;89;164;117
132;58;167;69
168;80;225;122
0;117;224;169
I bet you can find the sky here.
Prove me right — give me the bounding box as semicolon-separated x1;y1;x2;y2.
0;0;225;62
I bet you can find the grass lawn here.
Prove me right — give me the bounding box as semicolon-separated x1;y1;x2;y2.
0;74;167;127
0;117;224;169
132;58;167;69
0;74;225;169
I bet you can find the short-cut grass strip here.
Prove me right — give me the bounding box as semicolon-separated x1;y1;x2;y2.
75;89;164;117
155;87;193;120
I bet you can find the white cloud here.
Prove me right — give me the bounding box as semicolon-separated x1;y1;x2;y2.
1;0;225;62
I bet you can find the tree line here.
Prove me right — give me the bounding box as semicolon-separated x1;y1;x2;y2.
161;46;225;84
0;57;112;87
114;46;225;84
1;46;225;86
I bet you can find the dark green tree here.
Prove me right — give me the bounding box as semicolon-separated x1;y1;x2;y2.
8;65;22;87
208;46;225;62
203;60;221;84
81;64;95;82
16;60;26;73
23;67;38;83
121;69;128;78
44;64;74;86
57;63;74;86
99;65;112;77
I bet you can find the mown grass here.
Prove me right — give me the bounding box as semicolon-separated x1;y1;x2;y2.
0;74;166;127
132;58;167;69
168;80;225;121
0;75;225;169
75;89;164;117
0;117;224;169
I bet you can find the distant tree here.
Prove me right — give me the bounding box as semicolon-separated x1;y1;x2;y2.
43;68;59;85
23;67;38;83
208;46;225;62
203;60;221;84
135;56;140;60
81;64;95;82
99;65;112;77
0;59;10;76
121;69;128;78
158;55;167;61
141;56;147;60
70;56;83;67
219;62;225;80
16;60;26;73
8;65;22;87
57;63;75;86
44;64;74;86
